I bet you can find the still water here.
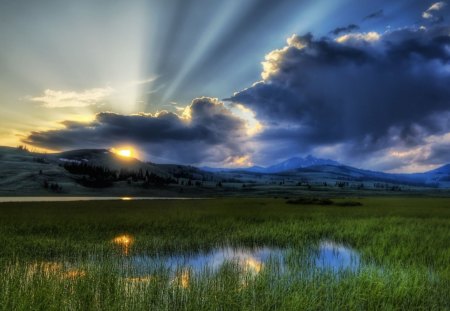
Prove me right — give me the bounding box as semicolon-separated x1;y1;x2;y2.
26;241;362;287
0;197;201;203
115;240;361;277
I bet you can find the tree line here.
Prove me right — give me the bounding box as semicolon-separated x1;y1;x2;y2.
62;162;175;188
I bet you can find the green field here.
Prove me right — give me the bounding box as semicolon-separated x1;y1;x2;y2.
0;197;449;310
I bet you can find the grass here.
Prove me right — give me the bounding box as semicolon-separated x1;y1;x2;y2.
0;197;449;310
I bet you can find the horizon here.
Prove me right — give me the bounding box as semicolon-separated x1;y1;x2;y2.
1;1;450;173
4;144;447;175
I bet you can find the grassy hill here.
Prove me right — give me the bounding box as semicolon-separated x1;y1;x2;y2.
0;146;448;197
0;147;214;196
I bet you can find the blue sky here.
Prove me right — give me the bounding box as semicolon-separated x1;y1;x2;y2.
1;0;449;172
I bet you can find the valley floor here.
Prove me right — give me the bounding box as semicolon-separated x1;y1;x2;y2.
0;197;449;310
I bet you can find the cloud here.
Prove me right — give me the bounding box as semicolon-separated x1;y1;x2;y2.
335;31;381;44
363;9;384;21
330;24;360;36
226;25;450;169
423;2;447;19
225;154;253;167
28;77;157;109
127;77;158;86
30;87;115;108
360;131;450;173
24;97;252;164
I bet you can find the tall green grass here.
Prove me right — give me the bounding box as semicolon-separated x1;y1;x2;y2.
0;197;449;310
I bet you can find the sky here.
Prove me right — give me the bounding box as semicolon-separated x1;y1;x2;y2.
0;0;449;172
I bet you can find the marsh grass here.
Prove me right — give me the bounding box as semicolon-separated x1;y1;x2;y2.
0;197;449;310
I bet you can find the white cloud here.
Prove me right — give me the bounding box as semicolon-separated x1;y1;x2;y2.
126;77;158;87
28;76;157;109
423;1;447;19
30;87;115;108
261;34;310;80
229;103;263;136
335;32;381;44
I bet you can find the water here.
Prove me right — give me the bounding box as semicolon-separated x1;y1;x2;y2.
116;241;361;277
314;240;360;272
0;196;203;203
126;247;284;276
26;241;362;286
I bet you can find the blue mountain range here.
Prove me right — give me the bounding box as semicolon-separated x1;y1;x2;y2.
202;156;450;188
202;155;340;173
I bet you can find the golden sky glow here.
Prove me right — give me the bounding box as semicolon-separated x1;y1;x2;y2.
227;155;253;168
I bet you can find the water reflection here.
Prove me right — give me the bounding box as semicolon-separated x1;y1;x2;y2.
0;197;205;203
174;269;190;288
123;242;360;277
64;269;87;279
26;261;86;280
123;276;154;293
112;234;134;255
314;241;360;272
127;247;279;277
20;241;362;287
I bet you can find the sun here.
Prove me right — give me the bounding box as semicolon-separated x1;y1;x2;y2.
111;147;136;159
118;149;131;157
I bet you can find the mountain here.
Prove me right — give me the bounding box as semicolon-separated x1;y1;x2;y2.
202;157;450;188
281;163;450;188
202;156;450;187
284;164;420;185
202;155;340;174
408;164;450;187
1;146;449;195
261;155;340;173
426;164;450;175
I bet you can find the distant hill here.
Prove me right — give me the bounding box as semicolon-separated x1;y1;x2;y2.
260;156;340;173
282;164;419;185
426;164;450;175
0;146;213;196
202;156;450;188
0;146;449;195
277;163;450;188
202;155;340;173
408;164;450;188
56;149;167;175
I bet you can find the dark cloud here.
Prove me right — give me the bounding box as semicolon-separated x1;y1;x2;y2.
330;24;360;36
425;142;450;165
24;97;250;164
363;9;384;21
227;26;450;167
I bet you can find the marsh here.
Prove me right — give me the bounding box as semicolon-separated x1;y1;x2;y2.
0;197;448;310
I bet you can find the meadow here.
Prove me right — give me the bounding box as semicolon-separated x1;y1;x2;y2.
0;197;449;310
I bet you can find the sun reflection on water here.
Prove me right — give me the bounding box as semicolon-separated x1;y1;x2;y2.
64;269;87;279
112;234;134;255
26;262;86;280
242;257;263;274
123;276;154;293
173;269;190;289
